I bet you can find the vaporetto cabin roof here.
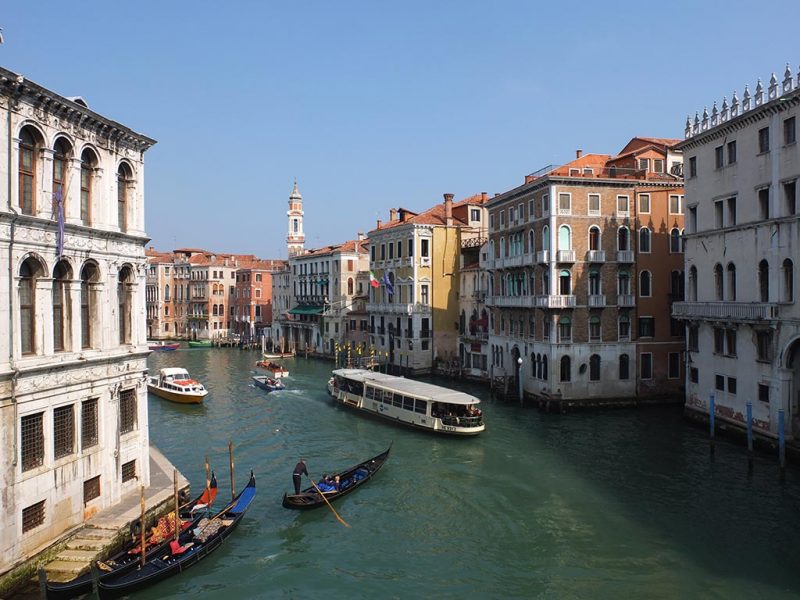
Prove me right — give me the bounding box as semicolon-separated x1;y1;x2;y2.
332;369;481;406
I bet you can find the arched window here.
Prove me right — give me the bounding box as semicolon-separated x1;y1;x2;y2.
726;263;736;301
53;260;71;352
559;270;571;295
542;270;550;295
619;314;630;339
165;284;171;301
118;163;132;232
347;277;354;295
558;225;571;250
618;227;630;251
558;316;571;342
81;263;99;349
783;259;794;302
118;267;133;345
589;316;601;341
80;149;97;225
639;227;651;253
688;266;698;301
489;240;495;260
560;355;571;382
714;264;723;300
589;226;600;251
212;304;218;316
542;226;550;252
528;230;535;254
19;257;43;355
671;270;684;301
589;354;601;381
619;354;630;380
618;271;630;295
670;228;682;253
639;270;652;297
589;271;601;295
499;237;505;259
19;127;38;215
759;260;769;302
542;355;548;381
535;353;542;378
53;138;71;212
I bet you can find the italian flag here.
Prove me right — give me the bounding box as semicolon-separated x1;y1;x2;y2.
369;271;380;288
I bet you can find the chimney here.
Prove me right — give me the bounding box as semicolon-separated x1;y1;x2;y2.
389;208;398;222
443;193;454;227
357;232;366;241
576;149;583;159
481;192;488;202
377;218;382;229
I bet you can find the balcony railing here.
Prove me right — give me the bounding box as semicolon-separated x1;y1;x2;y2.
588;294;606;307
617;250;635;263
672;302;780;322
536;251;550;264
586;250;606;263
535;295;576;308
491;295;536;308
557;249;575;263
617;294;635;307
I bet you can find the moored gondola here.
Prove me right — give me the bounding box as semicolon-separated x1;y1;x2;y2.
95;471;256;600
282;446;390;510
42;474;218;600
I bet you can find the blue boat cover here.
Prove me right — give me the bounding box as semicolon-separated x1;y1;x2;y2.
231;485;256;513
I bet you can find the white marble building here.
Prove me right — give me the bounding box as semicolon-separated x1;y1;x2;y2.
674;64;800;438
0;68;155;573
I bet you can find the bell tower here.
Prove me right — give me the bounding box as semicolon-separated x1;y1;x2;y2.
287;180;305;257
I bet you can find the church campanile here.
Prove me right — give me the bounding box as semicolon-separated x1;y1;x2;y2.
287;180;305;257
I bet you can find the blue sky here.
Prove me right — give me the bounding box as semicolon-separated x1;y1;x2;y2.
3;1;798;257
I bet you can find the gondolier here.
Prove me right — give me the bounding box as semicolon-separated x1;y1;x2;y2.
292;459;308;495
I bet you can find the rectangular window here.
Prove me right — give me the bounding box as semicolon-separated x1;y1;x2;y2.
509;207;515;222
688;205;697;233
727;197;737;226
715;374;725;391
588;194;600;215
727;140;737;164
714;327;724;354
759;187;770;220
558;193;571;213
420;239;429;258
542;194;549;213
421;285;429;305
653;159;664;173
618;317;630;340
500;210;506;227
784;116;796;145
715;200;724;228
638;317;654;338
640;353;653;380
758;126;770;153
53;405;75;460
669;195;683;215
21;412;44;472
617;195;629;216
408;238;413;257
471;208;480;222
689;367;699;384
370;246;375;262
638;158;650;171
119;389;137;434
725;329;737;356
689;156;697;177
728;377;737;395
668;352;680;379
489;213;495;229
22;500;45;533
83;475;101;504
715;146;724;169
783;181;796;216
756;330;773;362
380;244;386;260
758;383;770;404
638;194;650;214
121;460;136;483
528;200;535;219
688;325;699;351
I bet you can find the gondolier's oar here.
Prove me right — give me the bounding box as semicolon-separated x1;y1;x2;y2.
309;478;350;528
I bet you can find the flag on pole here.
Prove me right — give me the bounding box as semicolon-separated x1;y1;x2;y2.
369;271;380;288
383;271;394;297
53;188;65;258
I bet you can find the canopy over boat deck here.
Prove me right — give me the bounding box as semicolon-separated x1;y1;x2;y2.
332;369;481;406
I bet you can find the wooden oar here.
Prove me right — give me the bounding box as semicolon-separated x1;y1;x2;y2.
309;478;350;528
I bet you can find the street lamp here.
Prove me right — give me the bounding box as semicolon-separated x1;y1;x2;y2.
517;357;524;402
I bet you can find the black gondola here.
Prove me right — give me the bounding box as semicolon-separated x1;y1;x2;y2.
95;471;256;600
42;473;218;600
282;446;391;510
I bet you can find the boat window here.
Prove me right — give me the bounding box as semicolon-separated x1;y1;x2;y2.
414;399;427;414
382;391;392;404
393;394;403;408
366;386;374;399
374;388;383;402
402;396;414;411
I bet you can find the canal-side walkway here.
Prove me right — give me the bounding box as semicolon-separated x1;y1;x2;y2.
4;446;188;599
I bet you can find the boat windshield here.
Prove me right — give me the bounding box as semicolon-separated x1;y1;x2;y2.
334;376;364;396
431;402;483;428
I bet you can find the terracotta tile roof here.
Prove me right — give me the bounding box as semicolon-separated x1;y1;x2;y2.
301;238;369;257
371;193;487;233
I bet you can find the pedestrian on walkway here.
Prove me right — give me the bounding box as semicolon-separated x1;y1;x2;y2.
292;458;308;495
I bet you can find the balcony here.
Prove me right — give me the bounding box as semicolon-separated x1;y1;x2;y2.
535;295;576;308
586;250;606;263
536;251;550;264
617;294;635;307
557;250;575;263
617;250;634;263
491;295;536;308
588;294;606;308
672;301;780;322
503;255;524;268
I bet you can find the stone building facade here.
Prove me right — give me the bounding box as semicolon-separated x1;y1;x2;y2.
674;65;800;438
0;68;155;573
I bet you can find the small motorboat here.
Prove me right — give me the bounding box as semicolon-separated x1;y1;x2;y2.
188;340;212;348
282;445;390;510
255;360;289;379
148;341;181;351
252;375;286;392
147;368;208;404
262;351;294;359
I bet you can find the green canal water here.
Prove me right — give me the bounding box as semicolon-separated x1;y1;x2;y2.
142;348;800;599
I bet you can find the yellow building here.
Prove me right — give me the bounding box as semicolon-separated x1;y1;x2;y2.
367;193;489;374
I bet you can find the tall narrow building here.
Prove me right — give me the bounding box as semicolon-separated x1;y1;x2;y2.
287;181;305;258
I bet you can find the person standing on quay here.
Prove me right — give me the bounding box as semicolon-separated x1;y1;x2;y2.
292;459;308;494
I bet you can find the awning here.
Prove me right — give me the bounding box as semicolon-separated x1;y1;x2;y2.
288;305;325;315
